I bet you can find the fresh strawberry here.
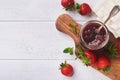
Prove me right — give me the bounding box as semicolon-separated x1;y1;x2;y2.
60;61;74;77
97;55;111;72
84;50;96;65
61;0;75;10
117;42;120;54
76;3;92;15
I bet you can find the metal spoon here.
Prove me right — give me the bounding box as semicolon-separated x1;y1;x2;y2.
95;5;120;33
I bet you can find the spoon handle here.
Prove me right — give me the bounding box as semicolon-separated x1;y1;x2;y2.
95;5;120;33
104;5;120;24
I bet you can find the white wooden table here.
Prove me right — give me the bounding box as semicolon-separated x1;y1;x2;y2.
0;0;111;80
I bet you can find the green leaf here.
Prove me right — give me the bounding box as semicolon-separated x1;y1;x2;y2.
102;66;112;72
107;42;119;59
60;61;67;69
83;57;90;66
76;45;83;59
65;4;75;11
76;3;80;12
69;23;77;34
76;45;83;55
76;45;90;66
63;47;73;55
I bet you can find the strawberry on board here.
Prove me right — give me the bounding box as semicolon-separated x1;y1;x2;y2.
76;3;92;16
59;61;74;77
84;50;96;66
97;55;111;72
61;0;75;10
76;45;96;66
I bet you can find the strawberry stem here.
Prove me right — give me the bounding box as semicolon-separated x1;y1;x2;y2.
60;61;67;69
102;66;112;72
107;42;119;59
65;4;75;11
76;3;80;12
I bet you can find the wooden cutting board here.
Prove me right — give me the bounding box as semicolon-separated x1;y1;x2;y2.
56;14;120;80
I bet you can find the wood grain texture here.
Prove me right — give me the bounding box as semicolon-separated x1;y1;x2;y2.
56;14;120;80
56;14;81;45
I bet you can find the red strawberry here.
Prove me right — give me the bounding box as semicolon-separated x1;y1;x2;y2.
60;61;74;77
61;0;75;10
76;3;92;15
97;55;111;72
84;50;96;65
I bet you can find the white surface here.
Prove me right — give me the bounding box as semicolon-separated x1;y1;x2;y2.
0;60;110;80
0;0;111;80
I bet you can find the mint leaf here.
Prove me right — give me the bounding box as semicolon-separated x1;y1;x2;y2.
63;47;73;55
83;57;90;66
76;45;90;66
69;23;77;34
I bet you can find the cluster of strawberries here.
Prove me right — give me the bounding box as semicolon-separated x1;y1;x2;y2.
61;0;92;16
60;42;120;77
59;0;120;77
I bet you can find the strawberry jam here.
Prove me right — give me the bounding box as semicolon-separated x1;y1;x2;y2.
80;20;109;50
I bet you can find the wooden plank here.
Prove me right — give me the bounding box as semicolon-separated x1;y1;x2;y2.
0;60;110;80
0;0;98;21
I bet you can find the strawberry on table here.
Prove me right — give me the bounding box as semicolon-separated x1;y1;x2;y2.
76;3;92;16
60;61;74;77
61;0;75;10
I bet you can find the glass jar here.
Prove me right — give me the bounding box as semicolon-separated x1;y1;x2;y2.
80;20;109;50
